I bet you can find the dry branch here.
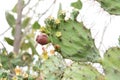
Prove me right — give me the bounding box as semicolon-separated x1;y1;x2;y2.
13;0;23;54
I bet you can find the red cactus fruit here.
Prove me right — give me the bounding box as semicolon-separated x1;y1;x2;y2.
36;33;49;45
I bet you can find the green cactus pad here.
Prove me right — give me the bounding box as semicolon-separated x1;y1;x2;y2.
61;62;105;80
46;19;100;62
102;47;120;80
40;53;66;80
97;0;120;15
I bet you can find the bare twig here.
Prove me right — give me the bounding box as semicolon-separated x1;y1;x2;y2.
98;16;112;50
13;0;23;54
0;41;8;54
22;0;56;36
23;0;31;9
0;27;11;36
37;0;56;20
24;0;40;16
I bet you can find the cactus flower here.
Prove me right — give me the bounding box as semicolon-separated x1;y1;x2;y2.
14;66;22;76
55;31;62;38
42;52;48;60
55;19;60;24
12;76;18;80
22;72;28;78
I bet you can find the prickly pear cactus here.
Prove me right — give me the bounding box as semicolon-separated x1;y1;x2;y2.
44;14;100;62
40;53;66;80
97;0;120;15
61;62;105;80
102;47;120;80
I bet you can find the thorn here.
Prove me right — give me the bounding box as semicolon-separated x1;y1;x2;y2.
70;68;72;71
114;69;119;74
69;40;72;43
77;50;81;53
107;54;110;57
59;38;62;42
82;75;86;77
63;28;66;31
70;77;73;79
72;26;76;30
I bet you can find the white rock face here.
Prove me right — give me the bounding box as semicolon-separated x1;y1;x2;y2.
77;0;120;57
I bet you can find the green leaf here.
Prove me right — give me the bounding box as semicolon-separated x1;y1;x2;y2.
57;3;62;18
5;12;15;28
11;28;15;36
4;37;14;46
27;36;39;55
11;52;32;67
12;4;17;13
20;40;30;50
32;21;40;29
0;54;12;69
22;17;31;28
11;57;23;67
21;52;33;65
12;0;25;13
71;0;82;9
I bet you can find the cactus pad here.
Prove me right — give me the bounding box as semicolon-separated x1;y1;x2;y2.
45;18;100;62
61;62;104;80
97;0;120;15
102;47;120;80
40;53;66;80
